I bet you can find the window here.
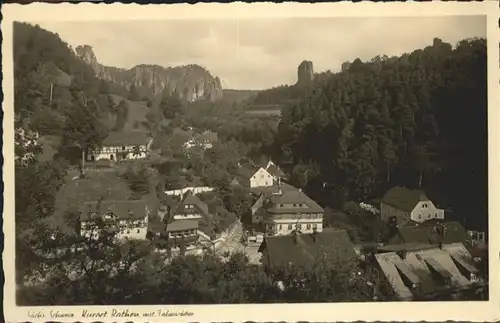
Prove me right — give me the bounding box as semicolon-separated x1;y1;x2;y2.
418;215;422;220
280;204;284;207
122;146;126;150
288;224;293;230
423;204;427;208
435;213;438;218
299;204;303;207
313;223;317;229
136;229;140;233
293;204;297;207
278;224;282;230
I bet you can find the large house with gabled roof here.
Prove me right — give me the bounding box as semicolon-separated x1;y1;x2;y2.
150;190;211;248
87;131;153;162
386;221;471;246
253;188;324;236
258;229;357;272
79;200;149;240
380;186;444;225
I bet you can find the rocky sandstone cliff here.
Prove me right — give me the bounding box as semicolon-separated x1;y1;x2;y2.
75;45;223;102
296;60;314;87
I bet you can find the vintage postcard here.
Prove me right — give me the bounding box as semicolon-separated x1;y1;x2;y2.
3;2;499;322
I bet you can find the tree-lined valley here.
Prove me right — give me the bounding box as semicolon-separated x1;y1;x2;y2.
14;21;488;305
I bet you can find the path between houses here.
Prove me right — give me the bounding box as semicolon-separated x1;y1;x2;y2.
215;221;243;256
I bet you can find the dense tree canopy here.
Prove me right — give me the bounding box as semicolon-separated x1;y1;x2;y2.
273;38;487;231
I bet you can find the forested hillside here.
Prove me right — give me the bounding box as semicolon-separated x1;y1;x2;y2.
272;38;487;231
14;22;111;152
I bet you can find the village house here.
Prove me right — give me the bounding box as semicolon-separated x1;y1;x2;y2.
231;164;274;189
183;130;218;151
151;190;211;249
258;229;358;273
252;188;324;236
79;200;149;240
374;242;484;301
87;131;153;162
380;186;445;225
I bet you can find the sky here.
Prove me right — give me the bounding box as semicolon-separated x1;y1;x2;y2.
36;16;485;90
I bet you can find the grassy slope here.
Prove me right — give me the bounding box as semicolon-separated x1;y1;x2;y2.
108;94;151;132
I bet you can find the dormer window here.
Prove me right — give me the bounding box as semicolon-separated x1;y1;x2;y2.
122;146;126;150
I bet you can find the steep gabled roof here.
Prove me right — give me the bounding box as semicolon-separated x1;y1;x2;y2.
171;190;210;218
101;131;151;147
392;221;470;245
382;186;430;212
258;230;357;269
236;164;259;179
80;200;147;221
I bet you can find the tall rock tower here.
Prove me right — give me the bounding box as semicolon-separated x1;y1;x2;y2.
296;60;314;87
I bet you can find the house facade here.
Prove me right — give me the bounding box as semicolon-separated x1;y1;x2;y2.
380;186;445;225
152;190;210;248
231;164;274;189
79;200;149;240
254;189;324;236
87;131;153;162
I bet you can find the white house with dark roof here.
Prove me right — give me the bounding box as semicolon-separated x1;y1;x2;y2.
254;189;324;236
380;186;444;225
231;164;274;189
79;200;149;240
87;131;153;162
